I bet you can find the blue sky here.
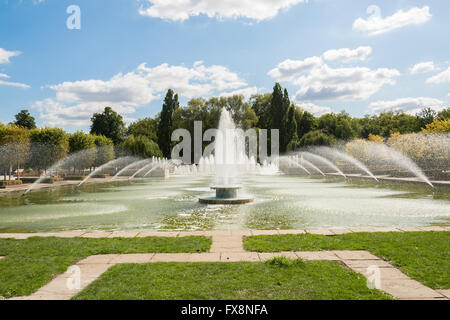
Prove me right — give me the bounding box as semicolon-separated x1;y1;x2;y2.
0;0;449;131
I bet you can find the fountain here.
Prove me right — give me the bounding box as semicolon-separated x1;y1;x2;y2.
199;109;254;205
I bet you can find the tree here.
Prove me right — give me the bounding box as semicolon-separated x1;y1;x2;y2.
299;130;336;147
270;83;290;153
13;109;36;129
29;128;69;174
437;108;450;121
122;135;163;158
416;107;437;130
295;108;316;139
157;89;179;158
250;93;272;129
316;112;356;141
93;135;115;167
0;126;30;180
421;119;450;133
67;131;97;173
127;118;158;142
90;107;126;145
285;105;298;151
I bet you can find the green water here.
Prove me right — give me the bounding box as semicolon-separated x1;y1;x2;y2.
0;175;449;233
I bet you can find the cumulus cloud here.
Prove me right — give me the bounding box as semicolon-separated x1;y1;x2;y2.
410;61;435;75
138;0;307;22
36;61;253;127
353;6;432;36
268;57;323;82
296;102;332;117
269;46;399;101
322;46;372;63
220;86;259;98
0;48;21;64
294;65;400;101
369;97;446;115
426;67;450;84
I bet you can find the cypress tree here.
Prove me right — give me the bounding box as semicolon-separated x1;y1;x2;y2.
157;89;179;158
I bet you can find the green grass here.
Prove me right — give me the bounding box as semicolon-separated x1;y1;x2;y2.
243;232;450;289
0;236;211;299
74;259;391;300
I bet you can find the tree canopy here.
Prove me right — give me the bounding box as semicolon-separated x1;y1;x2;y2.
90;107;126;145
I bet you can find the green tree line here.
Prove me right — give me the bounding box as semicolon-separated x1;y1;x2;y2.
1;83;449;179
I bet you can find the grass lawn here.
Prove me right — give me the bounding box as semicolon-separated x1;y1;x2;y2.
74;258;391;300
244;232;450;289
0;236;211;299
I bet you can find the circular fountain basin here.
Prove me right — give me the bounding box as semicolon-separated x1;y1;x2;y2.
199;186;254;205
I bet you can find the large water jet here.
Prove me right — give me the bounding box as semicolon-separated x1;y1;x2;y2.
199;109;254;205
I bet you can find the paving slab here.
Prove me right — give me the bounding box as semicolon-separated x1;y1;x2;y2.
397;227;423;232
230;230;252;236
349;228;382;233
352;267;411;280
295;251;340;261
371;227;402;233
81;232;112;238
379;279;444;299
334;250;379;260
204;230;232;236
329;228;353;235
180;231;206;237
11;293;74;301
251;230;279;236
220;252;260;262
108;232;139;238
417;226;447;232
186;253;222;262
277;230;306;235
306;229;334;236
109;254;155;264
77;254;119;265
343;259;393;268
33;232;86;238
437;290;450;299
151;253;196;262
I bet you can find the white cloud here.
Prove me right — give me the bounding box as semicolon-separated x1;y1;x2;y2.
410;61;435;75
0;48;21;64
426;67;450;84
369;97;446;115
353;6;432;36
0;79;30;89
0;48;29;88
33;99;136;128
138;0;307;22
36;61;253;127
296;102;332;117
268;57;323;82
294;64;400;101
323;46;372;63
220;86;259;98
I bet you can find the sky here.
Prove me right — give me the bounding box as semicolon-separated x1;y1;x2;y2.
0;0;449;132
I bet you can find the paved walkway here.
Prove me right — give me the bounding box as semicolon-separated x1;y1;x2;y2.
0;226;449;240
3;228;448;301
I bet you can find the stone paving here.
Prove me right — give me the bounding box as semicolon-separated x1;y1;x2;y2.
2;228;449;301
0;226;449;240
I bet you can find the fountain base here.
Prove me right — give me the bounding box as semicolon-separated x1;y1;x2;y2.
199;186;254;205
